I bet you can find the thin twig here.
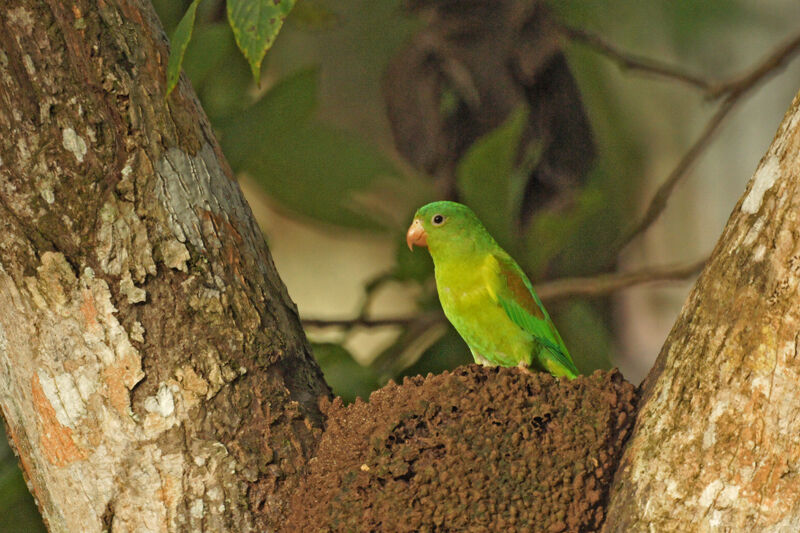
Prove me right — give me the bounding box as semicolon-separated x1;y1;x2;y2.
560;26;800;101
707;32;800;99
602;30;800;259
302;316;420;328
609;97;736;256
535;259;706;302
356;272;395;322
558;24;713;91
302;259;705;328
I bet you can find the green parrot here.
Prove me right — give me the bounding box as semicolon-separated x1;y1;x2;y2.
406;201;578;379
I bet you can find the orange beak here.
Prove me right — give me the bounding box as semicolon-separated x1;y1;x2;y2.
406;219;428;250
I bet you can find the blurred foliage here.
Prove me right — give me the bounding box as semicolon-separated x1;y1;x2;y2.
150;0;738;399
312;343;380;402
165;0;201;96
398;328;473;382
456;106;533;253
166;0;297;95
8;0;794;526
556;300;617;375
220;71;409;230
0;425;46;533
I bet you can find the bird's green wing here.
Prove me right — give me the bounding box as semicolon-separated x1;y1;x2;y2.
483;253;579;378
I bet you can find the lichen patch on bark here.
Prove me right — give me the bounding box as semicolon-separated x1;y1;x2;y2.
61;127;88;163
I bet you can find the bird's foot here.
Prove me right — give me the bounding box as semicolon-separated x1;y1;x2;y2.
517;361;533;375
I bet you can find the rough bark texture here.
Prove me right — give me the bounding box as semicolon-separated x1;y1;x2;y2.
604;92;800;531
0;2;330;532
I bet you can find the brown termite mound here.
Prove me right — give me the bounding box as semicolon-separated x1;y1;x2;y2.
283;365;637;532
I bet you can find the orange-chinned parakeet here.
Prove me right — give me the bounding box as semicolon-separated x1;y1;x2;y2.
406;201;579;379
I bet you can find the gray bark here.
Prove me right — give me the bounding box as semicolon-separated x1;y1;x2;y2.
604;92;800;531
0;1;329;531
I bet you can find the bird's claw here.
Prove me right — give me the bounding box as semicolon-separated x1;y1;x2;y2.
517;361;533;375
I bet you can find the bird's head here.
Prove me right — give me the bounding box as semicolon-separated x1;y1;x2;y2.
406;201;491;256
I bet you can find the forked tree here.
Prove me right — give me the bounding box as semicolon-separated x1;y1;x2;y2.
0;1;798;531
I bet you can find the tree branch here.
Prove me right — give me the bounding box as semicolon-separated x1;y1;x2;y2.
707;32;800;99
558;24;713;91
534;258;706;302
0;2;329;530
609;97;736;256
604;85;800;533
585;29;800;259
302;316;421;328
301;259;705;329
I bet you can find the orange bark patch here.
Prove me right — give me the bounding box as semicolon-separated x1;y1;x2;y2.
200;209;243;244
157;473;178;518
102;352;141;416
80;288;98;328
32;374;86;467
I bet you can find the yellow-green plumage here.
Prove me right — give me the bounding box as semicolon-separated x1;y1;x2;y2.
409;201;578;379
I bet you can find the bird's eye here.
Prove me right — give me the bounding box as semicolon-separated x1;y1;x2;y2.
432;214;445;226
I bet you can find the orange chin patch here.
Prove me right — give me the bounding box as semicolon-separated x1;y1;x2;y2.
406;219;428;250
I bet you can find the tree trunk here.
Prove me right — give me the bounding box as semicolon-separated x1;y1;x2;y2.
604;92;800;531
0;2;329;532
7;0;800;531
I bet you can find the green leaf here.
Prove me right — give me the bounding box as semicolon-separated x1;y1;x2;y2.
219;68;409;230
524;186;603;276
165;0;201;98
150;0;188;34
291;0;340;30
227;0;296;81
219;68;319;168
313;343;379;403
195;46;254;122
552;301;613;374
243;121;404;230
397;328;472;381
554;168;631;275
182;23;238;88
456;106;529;250
394;234;433;283
349;171;437;234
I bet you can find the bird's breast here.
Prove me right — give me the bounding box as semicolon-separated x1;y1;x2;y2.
435;261;532;365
